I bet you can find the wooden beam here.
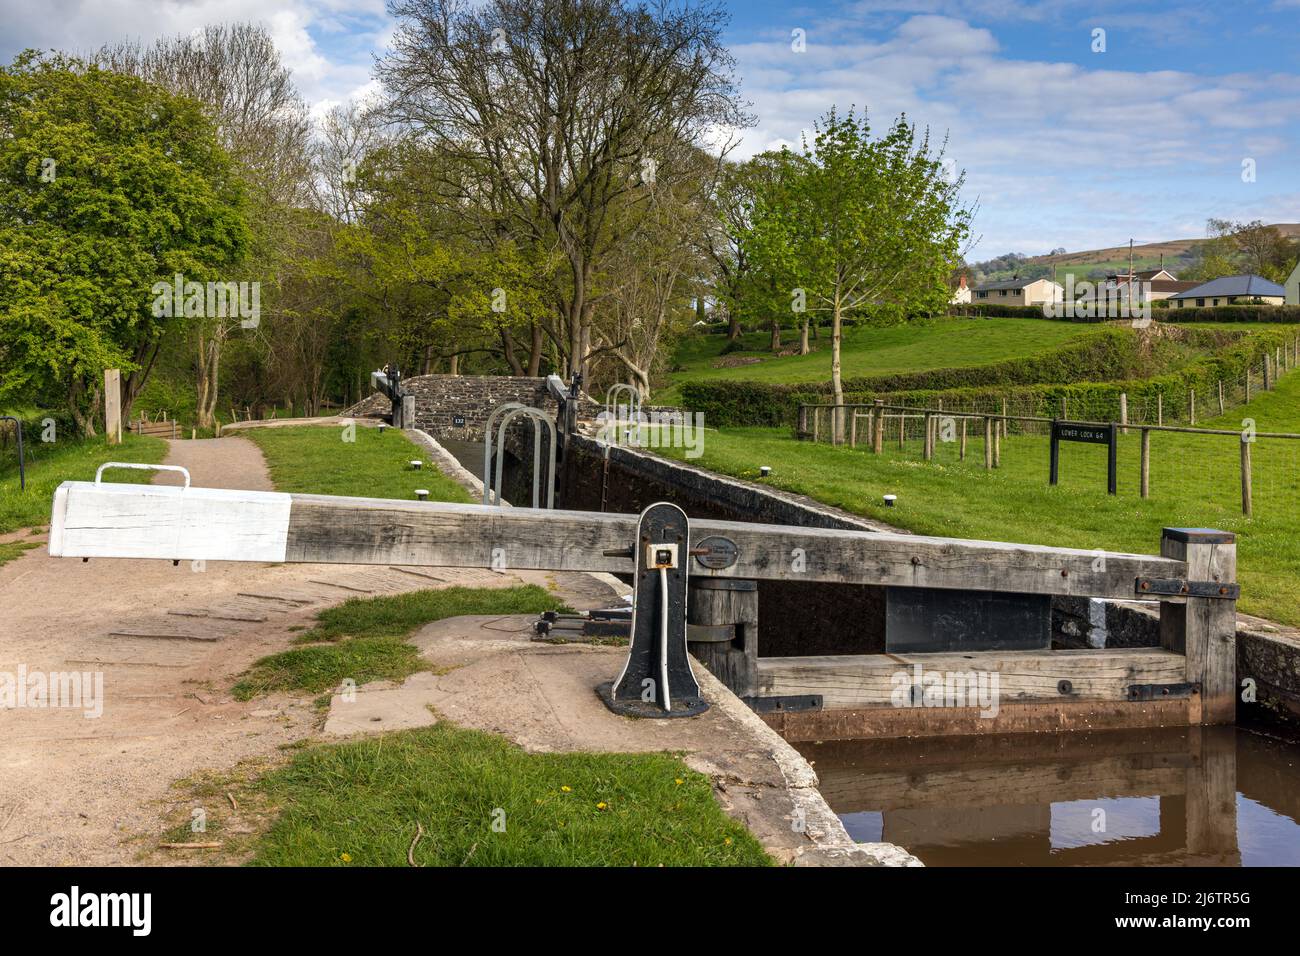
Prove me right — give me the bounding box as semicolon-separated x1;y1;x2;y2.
1159;529;1238;724
758;648;1187;709
49;481;1188;600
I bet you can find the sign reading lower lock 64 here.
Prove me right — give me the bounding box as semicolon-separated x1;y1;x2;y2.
1050;420;1118;495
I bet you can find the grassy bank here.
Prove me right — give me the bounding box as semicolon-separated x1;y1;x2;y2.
233;584;565;699
658;316;1092;404
241;424;471;503
658;374;1300;626
0;432;167;537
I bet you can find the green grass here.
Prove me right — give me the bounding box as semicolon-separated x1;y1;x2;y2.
245;722;770;866
0;432;167;536
241;424;471;503
657;317;1093;404
658;373;1300;626
232;584;567;699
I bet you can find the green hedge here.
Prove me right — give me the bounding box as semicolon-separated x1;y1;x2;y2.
797;328;1297;427
681;327;1235;427
1159;304;1300;323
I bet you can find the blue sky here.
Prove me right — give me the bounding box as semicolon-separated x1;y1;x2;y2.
4;0;1300;258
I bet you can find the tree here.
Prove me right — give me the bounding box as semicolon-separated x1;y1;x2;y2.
0;51;248;434
97;24;313;428
745;108;970;439
377;0;751;380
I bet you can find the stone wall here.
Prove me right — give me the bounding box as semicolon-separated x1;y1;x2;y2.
346;374;562;441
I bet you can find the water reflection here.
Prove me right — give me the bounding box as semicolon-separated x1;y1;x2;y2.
800;727;1300;866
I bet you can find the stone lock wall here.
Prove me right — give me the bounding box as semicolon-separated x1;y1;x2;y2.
346;374;565;441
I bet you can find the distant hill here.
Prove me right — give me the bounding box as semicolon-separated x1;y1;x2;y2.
970;223;1300;284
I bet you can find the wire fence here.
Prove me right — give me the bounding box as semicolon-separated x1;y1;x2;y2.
795;349;1300;518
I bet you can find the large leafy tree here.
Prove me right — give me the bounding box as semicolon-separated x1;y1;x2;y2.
0;51;248;434
746;109;970;438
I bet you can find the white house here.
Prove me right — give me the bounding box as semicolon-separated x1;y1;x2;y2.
1287;261;1300;305
971;276;1064;308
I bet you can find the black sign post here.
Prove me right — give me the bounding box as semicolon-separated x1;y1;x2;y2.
1050;420;1117;495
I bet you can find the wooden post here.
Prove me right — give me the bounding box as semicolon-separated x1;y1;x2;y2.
873;400;884;454
898;411;904;449
798;405;808;438
1217;380;1224;415
1140;428;1150;499
849;411;858;448
104;369;122;445
993;416;1001;468
1158;528;1237;725
923;413;933;460
1245;368;1251;402
959;418;967;461
812;406;820;443
686;578;758;698
1156;393;1163;426
1189;389;1195;426
1119;392;1128;434
1061;396;1067;420
1263;354;1272;391
983;417;993;470
1240;437;1252;517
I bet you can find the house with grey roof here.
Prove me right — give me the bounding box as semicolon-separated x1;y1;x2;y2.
971;276;1063;307
1167;274;1286;309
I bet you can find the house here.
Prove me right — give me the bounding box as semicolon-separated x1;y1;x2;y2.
950;275;971;305
1287;261;1300;305
971;276;1064;307
1099;268;1198;302
1167;274;1287;309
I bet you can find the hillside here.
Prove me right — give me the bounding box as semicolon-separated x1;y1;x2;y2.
973;222;1300;284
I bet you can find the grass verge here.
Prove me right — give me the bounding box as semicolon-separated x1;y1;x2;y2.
157;723;770;867
241;424;471;503
658;372;1300;626
232;584;567;699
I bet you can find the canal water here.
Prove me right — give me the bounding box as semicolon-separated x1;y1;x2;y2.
798;727;1300;866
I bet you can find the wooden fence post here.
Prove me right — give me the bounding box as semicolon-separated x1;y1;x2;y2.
1157;393;1163;426
1240;437;1252;517
1140;428;1150;499
104;368;122;446
1264;354;1272;391
1119;392;1128;434
959;418;967;461
812;406;820;443
1189;389;1196;426
983;417;993;470
993;415;1001;468
1158;528;1237;725
686;578;758;698
1217;380;1225;415
873;400;884;455
923;413;933;460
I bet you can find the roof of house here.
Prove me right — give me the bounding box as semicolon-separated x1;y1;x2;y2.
973;276;1059;291
1111;279;1200;294
1168;275;1287;300
1109;269;1176;282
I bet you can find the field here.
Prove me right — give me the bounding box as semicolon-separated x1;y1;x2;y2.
657;373;1300;626
657;316;1093;404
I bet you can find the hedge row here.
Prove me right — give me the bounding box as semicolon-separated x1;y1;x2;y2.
680;327;1233;427
952;302;1300;323
790;327;1298;428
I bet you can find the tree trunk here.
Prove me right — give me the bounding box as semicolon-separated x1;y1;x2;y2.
726;309;741;341
527;322;543;377
449;352;460;376
832;294;845;444
799;318;810;355
770;318;781;352
501;326;526;376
